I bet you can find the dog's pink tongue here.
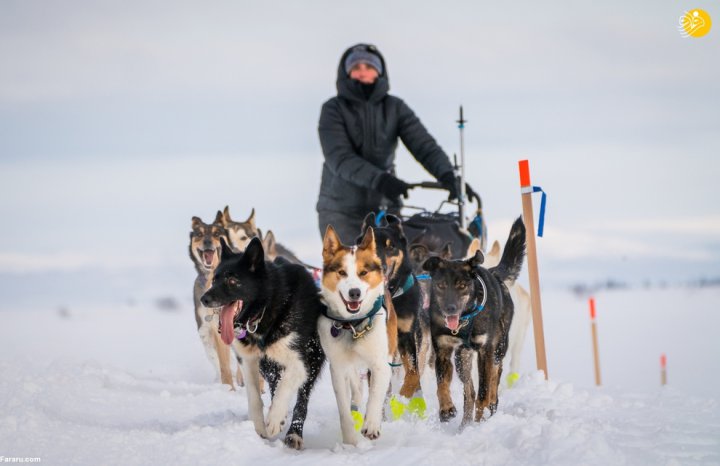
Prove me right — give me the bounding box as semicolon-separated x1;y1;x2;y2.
203;250;215;265
220;301;242;345
445;315;460;331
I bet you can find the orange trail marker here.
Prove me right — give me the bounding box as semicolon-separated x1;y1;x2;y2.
661;354;667;386
589;298;601;386
518;160;548;379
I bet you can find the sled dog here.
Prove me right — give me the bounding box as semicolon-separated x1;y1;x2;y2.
200;238;325;449
319;225;398;445
423;217;525;426
189;213;245;388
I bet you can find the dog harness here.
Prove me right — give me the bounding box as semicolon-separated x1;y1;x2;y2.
321;294;385;339
450;273;488;336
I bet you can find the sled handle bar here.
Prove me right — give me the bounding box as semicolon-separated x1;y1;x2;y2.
408;181;444;190
408;181;483;209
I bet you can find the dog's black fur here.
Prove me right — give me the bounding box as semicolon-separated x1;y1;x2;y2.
423;217;525;425
359;213;425;399
200;238;325;449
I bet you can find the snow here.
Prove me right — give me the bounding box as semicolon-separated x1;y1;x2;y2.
1;288;719;465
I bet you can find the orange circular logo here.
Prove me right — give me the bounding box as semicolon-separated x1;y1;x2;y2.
679;9;712;38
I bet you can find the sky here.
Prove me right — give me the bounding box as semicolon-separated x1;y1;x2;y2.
0;0;719;308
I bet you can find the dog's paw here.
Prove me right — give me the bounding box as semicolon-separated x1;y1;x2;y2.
255;425;269;439
439;406;457;422
361;418;381;440
284;433;304;450
264;407;287;438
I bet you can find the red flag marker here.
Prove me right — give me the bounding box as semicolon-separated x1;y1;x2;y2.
661;354;667;386
518;160;548;379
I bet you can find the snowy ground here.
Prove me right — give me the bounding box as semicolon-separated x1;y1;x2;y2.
1;287;719;465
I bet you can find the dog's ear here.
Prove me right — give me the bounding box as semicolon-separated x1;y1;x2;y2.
191;216;202;230
222;206;232;225
213;211;223;225
322;225;342;263
385;214;406;238
220;237;235;261
262;230;277;257
357;212;376;244
244;208;256;232
467;250;484;270
408;244;429;264
441;242;453;260
358;225;376;253
243;237;265;273
465;238;481;259
489;240;501;258
422;256;444;273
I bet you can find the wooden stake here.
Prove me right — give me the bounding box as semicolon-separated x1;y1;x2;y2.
661;354;667;386
589;297;602;386
518;160;548;379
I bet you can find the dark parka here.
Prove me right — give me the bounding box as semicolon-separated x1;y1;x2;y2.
316;44;455;217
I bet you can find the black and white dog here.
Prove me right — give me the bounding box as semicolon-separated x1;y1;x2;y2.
200;238;325;450
423;217;526;426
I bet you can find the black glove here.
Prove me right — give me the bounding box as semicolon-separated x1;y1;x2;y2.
439;172;479;203
377;173;411;200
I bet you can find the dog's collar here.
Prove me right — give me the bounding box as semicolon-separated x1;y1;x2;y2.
235;306;266;340
390;273;416;299
322;294;385;339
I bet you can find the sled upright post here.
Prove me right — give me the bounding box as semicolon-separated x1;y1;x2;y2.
518;160;548;379
589;298;602;386
456;106;467;230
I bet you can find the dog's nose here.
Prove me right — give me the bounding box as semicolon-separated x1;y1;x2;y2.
348;288;361;301
200;295;210;306
446;304;457;313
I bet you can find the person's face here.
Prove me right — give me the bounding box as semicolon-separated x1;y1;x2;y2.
349;63;379;84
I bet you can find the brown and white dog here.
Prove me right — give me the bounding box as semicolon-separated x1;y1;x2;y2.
189;213;245;388
319;225;398;445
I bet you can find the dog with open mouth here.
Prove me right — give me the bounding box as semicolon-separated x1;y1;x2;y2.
200;237;325;450
190;213;246;389
423;217;525;426
319;225;398;445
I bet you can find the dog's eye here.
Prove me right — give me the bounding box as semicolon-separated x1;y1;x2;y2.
359;270;368;277
213;231;220;237
196;232;204;238
436;282;447;290
227;277;238;287
457;282;468;290
240;236;248;241
338;270;348;277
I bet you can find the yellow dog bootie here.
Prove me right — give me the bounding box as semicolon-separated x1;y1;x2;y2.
390;394;427;420
506;372;520;388
351;405;364;431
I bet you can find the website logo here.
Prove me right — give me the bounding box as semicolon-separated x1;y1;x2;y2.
678;9;712;38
